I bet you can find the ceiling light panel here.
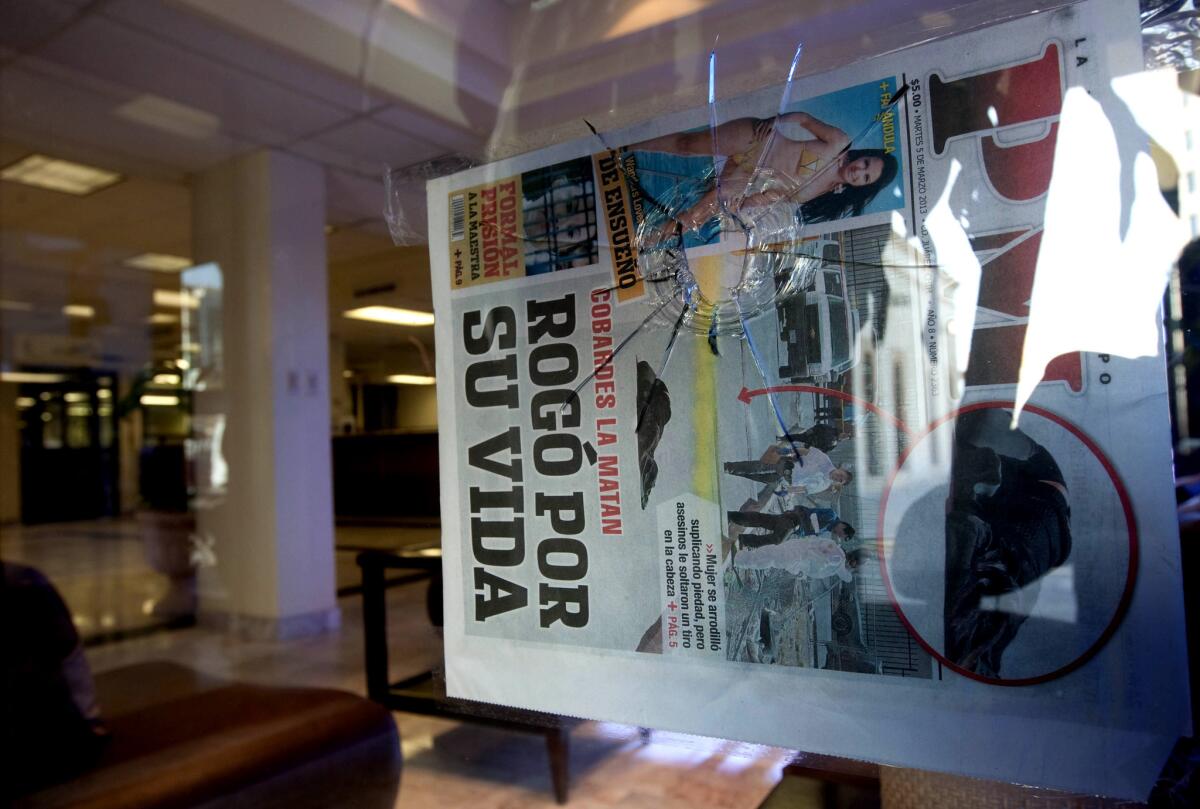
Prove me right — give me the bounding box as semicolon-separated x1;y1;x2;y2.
0;372;67;384
387;374;436;385
1;154;121;195
115;94;220;140
153;289;200;309
125;253;193;272
62;304;95;318
344;306;435;326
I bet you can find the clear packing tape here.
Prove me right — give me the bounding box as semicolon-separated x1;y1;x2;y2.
376;0;1095;250
1143;8;1200;71
380;0;1199;251
384;155;475;246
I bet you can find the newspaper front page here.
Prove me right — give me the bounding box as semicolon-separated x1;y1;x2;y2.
427;0;1190;797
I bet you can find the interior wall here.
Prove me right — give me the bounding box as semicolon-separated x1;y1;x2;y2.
395;384;437;431
328;335;354;432
0;260;156;375
0;382;20;523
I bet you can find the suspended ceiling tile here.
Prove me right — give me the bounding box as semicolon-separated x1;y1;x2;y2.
1;64;253;175
370;105;483;158
0;138;38;169
101;0;388;113
175;0;505;125
325;166;387;225
289;139;379;178
364;7;510;110
0;0;85;54
324;163;428;246
35;14;353;149
365;0;516;70
292;117;445;177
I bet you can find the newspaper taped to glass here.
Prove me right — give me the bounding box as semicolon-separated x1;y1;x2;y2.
427;0;1190;797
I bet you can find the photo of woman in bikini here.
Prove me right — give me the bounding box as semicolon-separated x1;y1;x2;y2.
625;77;906;235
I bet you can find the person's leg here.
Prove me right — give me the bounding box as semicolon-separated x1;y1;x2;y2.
739;528;788;549
789;506;816;533
733;513;792;549
728;510;785;531
723;461;778;484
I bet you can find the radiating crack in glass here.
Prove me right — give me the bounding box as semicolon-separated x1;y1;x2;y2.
707;43;753;235
482;71;914;305
635;283;693;433
732;291;803;461
565;294;676;411
708;308;721;356
564;41;913;447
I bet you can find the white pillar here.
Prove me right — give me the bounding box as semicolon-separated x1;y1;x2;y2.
191;150;339;639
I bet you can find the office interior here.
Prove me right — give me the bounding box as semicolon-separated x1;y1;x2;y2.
1;1;1197;808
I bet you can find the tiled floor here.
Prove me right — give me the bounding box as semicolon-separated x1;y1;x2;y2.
3;517;795;808
0;517;176;640
0;517;445;640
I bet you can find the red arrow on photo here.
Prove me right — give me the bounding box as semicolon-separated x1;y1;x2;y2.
736;385;913;435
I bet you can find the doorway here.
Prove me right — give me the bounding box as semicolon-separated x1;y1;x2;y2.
18;369;119;524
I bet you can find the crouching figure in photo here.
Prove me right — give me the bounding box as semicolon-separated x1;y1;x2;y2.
944;409;1073;677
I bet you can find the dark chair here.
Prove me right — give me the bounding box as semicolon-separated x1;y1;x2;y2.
15;661;402;809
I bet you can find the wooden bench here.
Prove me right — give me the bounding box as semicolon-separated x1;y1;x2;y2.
16;661;401;809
